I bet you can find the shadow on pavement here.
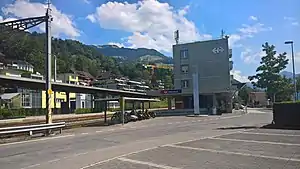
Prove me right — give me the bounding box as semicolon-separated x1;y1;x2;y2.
216;126;259;130
261;124;300;130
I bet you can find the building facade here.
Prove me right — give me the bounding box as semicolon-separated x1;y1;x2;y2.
173;38;233;113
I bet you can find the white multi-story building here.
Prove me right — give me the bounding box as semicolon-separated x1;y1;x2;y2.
6;60;34;73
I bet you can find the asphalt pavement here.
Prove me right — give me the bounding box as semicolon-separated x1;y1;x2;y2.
0;108;299;169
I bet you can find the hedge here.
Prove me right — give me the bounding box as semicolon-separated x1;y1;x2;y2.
277;100;300;104
74;108;98;114
0;108;46;119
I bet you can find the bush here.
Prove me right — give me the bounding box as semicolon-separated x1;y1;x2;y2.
74;108;96;114
277;100;300;104
0;108;46;119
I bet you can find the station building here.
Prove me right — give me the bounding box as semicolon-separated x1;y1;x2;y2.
148;38;240;114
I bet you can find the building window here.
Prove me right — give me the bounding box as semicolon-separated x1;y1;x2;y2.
22;92;31;107
181;65;189;73
180;49;188;59
82;102;85;108
181;80;189;88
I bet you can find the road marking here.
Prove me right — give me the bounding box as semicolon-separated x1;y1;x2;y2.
20;163;41;169
165;144;300;162
0;134;75;147
183;121;188;123
242;132;300;137
118;157;180;169
210;137;300;146
175;121;181;124
74;152;89;157
81;133;89;135
167;123;173;125
96;130;103;133
80;146;159;169
80;130;243;169
48;159;60;163
107;129;115;131
197;120;202;122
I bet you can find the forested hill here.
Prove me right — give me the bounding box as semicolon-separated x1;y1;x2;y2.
96;45;173;64
0;31;172;83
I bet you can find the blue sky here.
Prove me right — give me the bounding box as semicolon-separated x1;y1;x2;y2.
0;0;299;82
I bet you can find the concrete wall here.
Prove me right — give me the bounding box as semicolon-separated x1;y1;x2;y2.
173;38;231;94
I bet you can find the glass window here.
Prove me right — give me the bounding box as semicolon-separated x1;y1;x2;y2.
180;49;188;59
181;65;189;73
181;80;189;88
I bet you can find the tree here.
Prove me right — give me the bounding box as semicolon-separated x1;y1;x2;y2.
238;86;252;104
296;76;300;93
248;42;290;102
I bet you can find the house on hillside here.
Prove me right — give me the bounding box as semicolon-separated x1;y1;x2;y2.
0;93;22;109
6;60;34;73
73;70;95;86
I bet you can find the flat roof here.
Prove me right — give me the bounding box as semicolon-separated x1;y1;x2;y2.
0;75;148;97
95;97;160;102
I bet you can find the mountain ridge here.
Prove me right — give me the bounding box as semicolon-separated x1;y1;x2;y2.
95;45;173;64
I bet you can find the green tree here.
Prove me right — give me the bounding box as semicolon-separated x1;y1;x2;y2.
248;42;289;102
296;76;300;93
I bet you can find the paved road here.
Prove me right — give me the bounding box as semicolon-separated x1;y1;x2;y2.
1;109;299;169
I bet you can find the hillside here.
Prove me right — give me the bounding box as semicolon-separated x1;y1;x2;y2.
0;31;173;85
96;45;173;64
280;71;300;78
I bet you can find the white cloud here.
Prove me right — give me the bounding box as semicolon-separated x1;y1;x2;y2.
291;22;299;26
178;5;190;16
284;16;295;21
108;42;125;48
287;52;300;63
0;15;18;23
238;23;272;37
231;70;250;83
228;22;272;48
2;0;80;37
228;34;242;48
87;0;211;53
249;16;258;21
240;47;264;64
284;16;299;26
86;14;96;23
83;0;91;4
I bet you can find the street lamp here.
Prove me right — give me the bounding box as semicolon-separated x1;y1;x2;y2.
284;41;297;101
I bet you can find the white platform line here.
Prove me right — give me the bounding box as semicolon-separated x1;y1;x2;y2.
242;132;300;137
210;137;300;146
80;130;244;169
118;157;180;169
166;144;300;162
0;134;75;147
20;163;41;169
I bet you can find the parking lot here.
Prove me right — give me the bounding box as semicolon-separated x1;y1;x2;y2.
90;128;300;169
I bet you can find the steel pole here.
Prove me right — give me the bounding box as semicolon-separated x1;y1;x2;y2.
54;54;57;113
45;8;52;124
291;43;297;101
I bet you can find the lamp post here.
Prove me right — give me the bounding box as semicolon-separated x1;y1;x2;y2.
284;41;297;101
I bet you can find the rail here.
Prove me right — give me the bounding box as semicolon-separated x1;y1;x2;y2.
0;122;66;136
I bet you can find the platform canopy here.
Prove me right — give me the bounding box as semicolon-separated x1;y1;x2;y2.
94;97;160;102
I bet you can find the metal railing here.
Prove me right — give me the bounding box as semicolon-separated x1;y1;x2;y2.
0;122;66;136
